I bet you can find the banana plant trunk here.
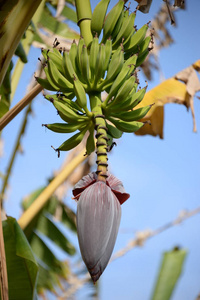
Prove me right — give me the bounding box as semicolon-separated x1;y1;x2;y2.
0;0;42;86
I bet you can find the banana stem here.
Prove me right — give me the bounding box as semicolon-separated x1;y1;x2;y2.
0;83;43;131
75;0;93;47
89;93;108;182
18;148;87;230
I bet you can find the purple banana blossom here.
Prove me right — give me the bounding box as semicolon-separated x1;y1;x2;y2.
73;172;130;283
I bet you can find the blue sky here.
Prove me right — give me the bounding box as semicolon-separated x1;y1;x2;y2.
1;0;200;299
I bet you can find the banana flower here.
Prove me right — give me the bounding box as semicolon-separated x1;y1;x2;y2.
73;172;130;283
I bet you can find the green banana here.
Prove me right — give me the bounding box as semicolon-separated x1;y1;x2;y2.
42;122;87;133
136;50;149;67
56;128;88;152
35;76;58;91
111;105;152;122
112;11;136;49
123;54;138;76
50;94;85;114
46;58;74;91
103;38;112;73
76;38;84;73
73;77;88;111
50;98;89;123
107;117;144;133
52;47;63;59
106;122;122;139
110;7;124;40
43;66;61;91
127;86;147;109
107;75;136;109
89;35;100;84
105;83;139;113
47;50;64;74
86;128;95;155
44;93;61;102
91;0;110;37
104;38;112;70
102;64;131;107
69;40;78;73
124;23;149;53
41;48;49;60
110;86;147;113
102;0;124;43
138;35;152;57
93;43;106;87
63;50;77;83
101;45;124;87
63;91;75;100
80;44;90;83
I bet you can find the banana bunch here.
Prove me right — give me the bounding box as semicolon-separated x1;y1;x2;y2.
36;0;153;94
36;37;111;92
36;0;154;156
91;0;153;63
101;65;151;134
42;91;94;156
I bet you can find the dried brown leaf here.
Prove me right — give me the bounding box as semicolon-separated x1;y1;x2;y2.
174;0;185;9
134;0;153;13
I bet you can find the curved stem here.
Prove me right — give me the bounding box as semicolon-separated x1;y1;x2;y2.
18;148;87;230
89;93;108;182
0;83;43;131
75;0;93;47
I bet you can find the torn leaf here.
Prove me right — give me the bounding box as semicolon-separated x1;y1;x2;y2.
135;60;200;138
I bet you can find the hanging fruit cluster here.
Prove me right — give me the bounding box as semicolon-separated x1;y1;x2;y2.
36;0;153;283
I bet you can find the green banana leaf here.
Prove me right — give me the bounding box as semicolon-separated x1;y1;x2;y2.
59;4;77;23
35;213;76;255
50;2;77;23
38;7;79;39
22;186;77;236
0;217;38;300
151;247;187;300
21;186;77;295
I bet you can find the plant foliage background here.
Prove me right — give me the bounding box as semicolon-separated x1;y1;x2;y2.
0;0;200;299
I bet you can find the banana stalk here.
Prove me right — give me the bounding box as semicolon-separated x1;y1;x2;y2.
75;0;93;47
89;93;108;182
0;0;42;86
18;148;87;230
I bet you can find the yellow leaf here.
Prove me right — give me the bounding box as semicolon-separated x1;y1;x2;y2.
135;60;200;138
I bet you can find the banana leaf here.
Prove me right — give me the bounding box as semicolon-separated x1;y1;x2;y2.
151;247;187;300
21;186;77;294
35;213;76;255
1;217;38;300
38;7;79;39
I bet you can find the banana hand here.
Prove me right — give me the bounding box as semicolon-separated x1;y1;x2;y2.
107;117;144;133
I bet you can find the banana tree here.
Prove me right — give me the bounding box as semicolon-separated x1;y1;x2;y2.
0;0;199;299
